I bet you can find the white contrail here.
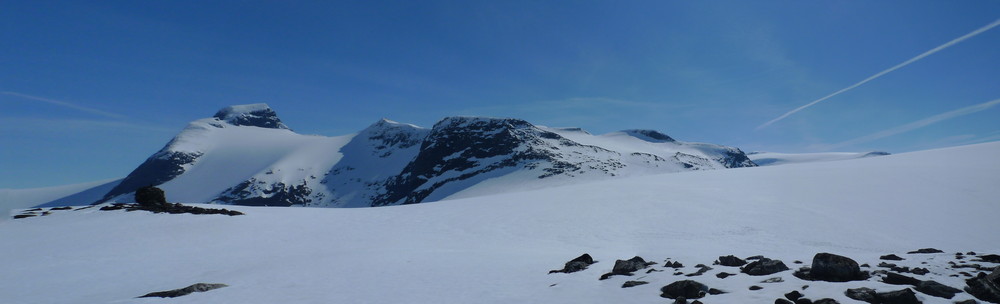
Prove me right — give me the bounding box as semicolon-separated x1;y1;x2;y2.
2;91;125;119
757;18;1000;130
824;98;1000;150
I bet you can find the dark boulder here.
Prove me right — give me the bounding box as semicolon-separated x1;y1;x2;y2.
908;248;944;254
600;256;654;279
914;280;961;299
845;287;877;302
881;254;905;261
549;253;596;274
785;290;804;301
717;255;747;267
965;266;1000;303
750;285;763;290
138;283;227;298
661;280;709;299
875;288;921;304
135;186;168;207
813;299;839;304
686;264;713;277
795;298;813;304
884;272;923;286
776;299;794;304
975;254;1000;263
716;272;734;279
742;258;790;276
807;253;867;282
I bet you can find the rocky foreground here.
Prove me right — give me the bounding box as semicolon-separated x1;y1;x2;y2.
549;251;1000;303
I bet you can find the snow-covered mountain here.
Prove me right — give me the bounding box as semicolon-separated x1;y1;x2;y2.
98;104;756;207
748;151;891;166
4;141;998;304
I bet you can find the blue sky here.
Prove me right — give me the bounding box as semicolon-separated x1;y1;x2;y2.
2;1;999;188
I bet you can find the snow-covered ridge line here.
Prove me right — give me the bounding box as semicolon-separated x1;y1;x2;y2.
90;104;757;208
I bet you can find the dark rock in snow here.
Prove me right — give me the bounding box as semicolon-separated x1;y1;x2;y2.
135;186;168;207
882;254;906;261
915;280;962;299
813;299;839;304
845;287;877;302
746;255;765;260
717;255;747;267
661;280;709;299
975;254;1000;263
742;258;790;276
965;266;1000;303
549;253;596;274
884;272;923;286
708;288;726;295
785;290;804;301
806;253;867;282
600;256;654;279
716;272;734;279
139;283;228;298
953;300;978;304
686;264;713;277
875;288;921;304
775;299;794;304
908;248;944;254
910;267;930;275
880;262;899;268
665;261;684;268
795;297;813;304
761;277;784;283
622;281;648;288
750;285;763;290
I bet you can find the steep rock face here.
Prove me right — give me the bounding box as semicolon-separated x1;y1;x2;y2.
371;117;626;206
99;150;201;203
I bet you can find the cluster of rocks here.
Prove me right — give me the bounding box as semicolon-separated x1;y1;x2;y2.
11;206;90;219
100;186;243;216
546;249;1000;304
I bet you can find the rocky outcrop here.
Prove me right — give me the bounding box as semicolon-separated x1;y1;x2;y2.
742;258;789;276
717;255;747;267
139;283;228;298
549;254;596;274
600;256;656;279
965;266;1000;303
661;280;710;299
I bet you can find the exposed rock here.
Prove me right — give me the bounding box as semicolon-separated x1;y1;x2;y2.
549;253;596;274
954;300;978;304
884;272;923;286
965;267;1000;303
600;256;655;279
138;283;228;298
875;288;922;304
661;280;709;299
673;297;688;304
786;290;804;301
665;261;684;268
776;299;794;304
804;253;867;282
882;254;906;261
717;255;747;267
747;255;765;260
622;281;648;288
12;214;36;219
716;272;734;279
708;288;726;295
845;287;877;302
975;255;1000;263
880;262;899;268
750;285;763;290
742;258;790;276
686;264;713;277
50;206;72;210
795;298;814;304
814;299;840;304
135;186;168;207
915;280;962;299
909;248;944;254
911;268;930;275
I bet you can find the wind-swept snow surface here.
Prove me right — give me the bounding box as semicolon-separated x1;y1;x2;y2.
2;142;998;303
748;151;890;166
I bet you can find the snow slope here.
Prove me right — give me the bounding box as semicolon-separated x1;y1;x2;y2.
2;141;998;303
0;178;119;219
748;151;890;166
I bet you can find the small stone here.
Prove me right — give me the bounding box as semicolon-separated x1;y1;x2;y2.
785;290;804;301
813;299;839;304
716;272;734;279
750;285;763;290
761;277;784;283
622;281;648;288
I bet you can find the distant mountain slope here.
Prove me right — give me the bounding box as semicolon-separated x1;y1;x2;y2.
748;151;890;166
0;178;119;219
97;104;756;207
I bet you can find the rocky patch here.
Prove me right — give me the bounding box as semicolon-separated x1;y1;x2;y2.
139;283;228;298
794;252;869;282
742;257;790;276
549;253;596;274
600;256;656;280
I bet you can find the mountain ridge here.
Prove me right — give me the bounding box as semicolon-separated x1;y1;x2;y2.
97;104;757;207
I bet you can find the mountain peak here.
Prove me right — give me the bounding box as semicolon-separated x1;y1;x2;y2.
621;129;675;143
213;103;289;129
